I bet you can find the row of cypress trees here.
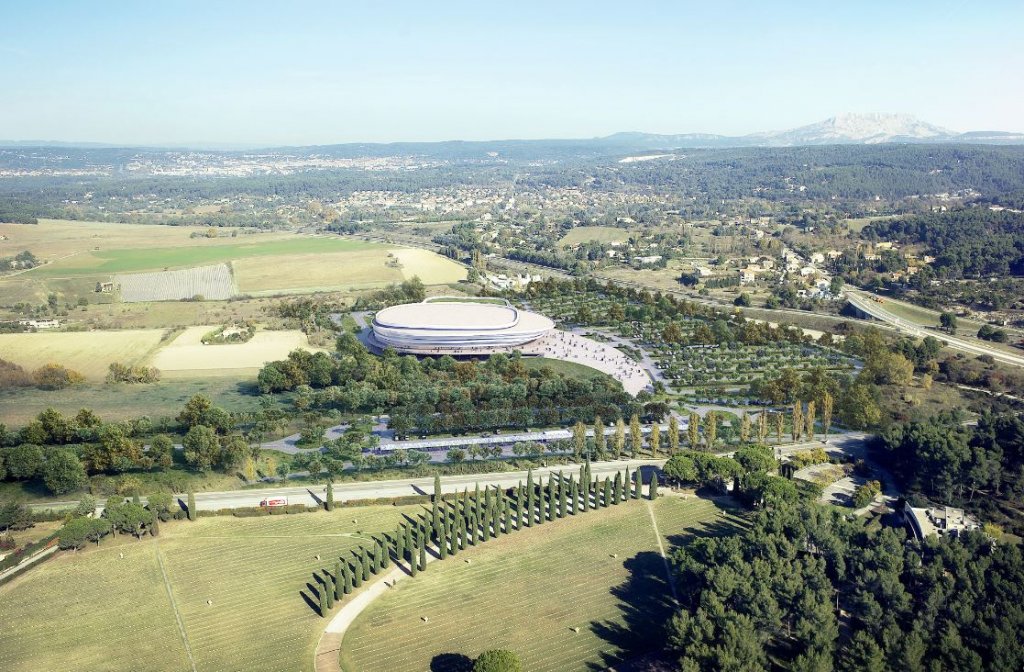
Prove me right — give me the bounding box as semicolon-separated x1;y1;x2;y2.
309;465;659;617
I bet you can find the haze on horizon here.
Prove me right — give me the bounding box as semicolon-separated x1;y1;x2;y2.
2;0;1022;147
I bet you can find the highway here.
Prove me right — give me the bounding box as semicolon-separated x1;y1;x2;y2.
846;290;1024;368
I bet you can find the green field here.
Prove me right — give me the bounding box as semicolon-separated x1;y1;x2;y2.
0;376;265;426
34;237;380;277
558;226;631;246
0;504;424;672
341;496;740;672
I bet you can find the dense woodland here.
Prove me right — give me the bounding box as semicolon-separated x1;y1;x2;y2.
862;208;1024;278
668;501;1024;671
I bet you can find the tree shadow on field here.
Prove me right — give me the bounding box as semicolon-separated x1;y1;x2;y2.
587;551;677;670
300;583;321;616
429;653;473;672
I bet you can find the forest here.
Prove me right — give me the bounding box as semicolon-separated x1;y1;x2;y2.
668;500;1024;671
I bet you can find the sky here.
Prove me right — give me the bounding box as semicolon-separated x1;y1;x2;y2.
1;0;1022;146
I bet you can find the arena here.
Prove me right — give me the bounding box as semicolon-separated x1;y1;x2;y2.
368;298;554;354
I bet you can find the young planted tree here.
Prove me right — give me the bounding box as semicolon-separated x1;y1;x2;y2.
649;474;659;500
573;422;587;461
602;477;612;507
792;403;803;442
704;412;717;449
630;414;643;457
613;472;623;504
568;475;578;514
688;413;701;450
805;400;816;440
740;413;751;444
774;412;784;444
757;411;768;443
343;561;353;594
650;422;661;456
187;489;197;522
325;481;334;511
669;415;680;454
822;391;834;440
324;574;335;610
614;418;626;457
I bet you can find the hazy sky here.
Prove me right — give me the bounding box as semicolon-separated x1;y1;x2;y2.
2;1;1022;146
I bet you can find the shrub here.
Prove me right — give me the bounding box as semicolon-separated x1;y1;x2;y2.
473;650;523;672
32;363;85;390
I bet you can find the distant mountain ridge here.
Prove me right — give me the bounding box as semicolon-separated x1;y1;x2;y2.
1;113;1021;154
600;113;1024;150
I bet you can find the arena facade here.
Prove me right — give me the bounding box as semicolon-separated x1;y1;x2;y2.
368;298;554;354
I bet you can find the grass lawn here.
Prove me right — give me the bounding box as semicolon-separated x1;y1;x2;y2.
340;496;742;672
0;503;425;672
0;376;264;426
522;356;614;382
558;226;631;246
32;237;381;277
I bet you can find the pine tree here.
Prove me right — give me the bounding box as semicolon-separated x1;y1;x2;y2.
326;481;334;511
334;560;344;601
614;418;626;457
669;415;680;454
629;414;642;456
688;413;701;450
649;474;659;500
650;422;661;456
187;488;197;522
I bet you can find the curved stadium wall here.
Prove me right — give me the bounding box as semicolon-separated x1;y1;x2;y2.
370;300;554;352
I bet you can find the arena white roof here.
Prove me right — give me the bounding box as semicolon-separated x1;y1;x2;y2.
370;300;554;353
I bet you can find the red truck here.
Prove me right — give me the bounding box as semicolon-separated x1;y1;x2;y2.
259;497;288;508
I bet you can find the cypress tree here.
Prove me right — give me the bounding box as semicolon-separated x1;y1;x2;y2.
537;478;546;524
547;477;556;521
317;582;327;617
434;474;442;502
634;471;642;499
457;513;466;550
404;524;413;562
372;540;382;574
418;536;427;571
381;535;391;569
516;481;525;530
582;476;590;512
352;557;363;588
569;477;578;515
324;574;335;609
343;561;353;594
326;481;334;511
624;468;632;499
334;560;344;601
526;479;535;527
649;474;658;500
613;472;622;504
439;525;448;558
187;489;197;521
360;546;370;581
473;483;481;519
410;542;419;577
603;477;612;507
